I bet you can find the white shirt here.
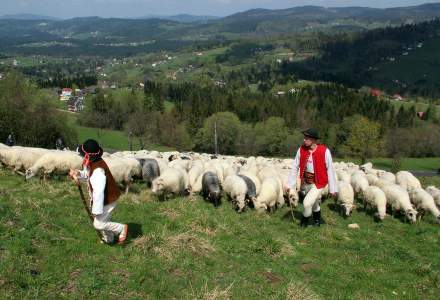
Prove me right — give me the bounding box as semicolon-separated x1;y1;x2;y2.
287;147;338;194
78;167;107;215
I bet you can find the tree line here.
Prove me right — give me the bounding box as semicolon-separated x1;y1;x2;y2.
79;79;439;160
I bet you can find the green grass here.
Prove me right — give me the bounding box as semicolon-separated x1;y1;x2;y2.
337;157;440;172
1;169;440;299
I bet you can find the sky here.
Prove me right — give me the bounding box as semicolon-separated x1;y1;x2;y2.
2;0;440;19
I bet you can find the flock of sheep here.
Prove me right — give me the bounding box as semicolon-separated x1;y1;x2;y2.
1;142;440;224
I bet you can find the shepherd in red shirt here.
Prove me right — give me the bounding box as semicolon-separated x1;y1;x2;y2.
285;129;338;227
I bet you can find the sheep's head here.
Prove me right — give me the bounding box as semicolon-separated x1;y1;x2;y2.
25;169;35;180
151;178;165;194
286;189;299;208
341;203;355;217
405;209;417;223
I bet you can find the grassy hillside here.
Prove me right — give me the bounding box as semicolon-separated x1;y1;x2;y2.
1;169;440;298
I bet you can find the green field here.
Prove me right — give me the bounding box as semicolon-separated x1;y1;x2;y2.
1;169;440;299
338;157;440;173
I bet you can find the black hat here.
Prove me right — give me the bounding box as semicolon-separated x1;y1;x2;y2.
302;128;320;139
77;139;103;157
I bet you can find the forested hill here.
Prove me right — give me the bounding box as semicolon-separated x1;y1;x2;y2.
275;18;440;98
2;3;440;57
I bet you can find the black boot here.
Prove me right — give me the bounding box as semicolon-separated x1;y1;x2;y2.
300;216;310;227
313;211;321;227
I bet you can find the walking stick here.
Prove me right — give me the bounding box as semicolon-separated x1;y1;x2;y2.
73;179;105;242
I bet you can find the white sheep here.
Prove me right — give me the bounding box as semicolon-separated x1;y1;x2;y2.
396;171;422;192
363;186;387;221
350;173;369;197
25;151;82;179
223;175;250;213
409;188;440;223
336;170;351;183
378;171;396;184
379;183;417;223
238;170;261;195
0;147;48;174
365;173;379;186
425;186;440;208
254;177;283;213
336;181;355;217
151;167;188;199
188;163;204;192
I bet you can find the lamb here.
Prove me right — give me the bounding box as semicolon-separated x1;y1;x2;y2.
25;151;82;179
350;173;369;197
336;181;355;217
396;171;422;192
425;186;440;207
142;158;161;188
379;184;417;223
409;188;440;223
201;172;222;207
363;186;387;221
151;167;188;199
254;177;283;213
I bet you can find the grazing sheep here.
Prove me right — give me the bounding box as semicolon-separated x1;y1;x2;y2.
365;173;379;186
237;174;257;202
254;177;283;213
25;151;82;179
396;171;422;192
378;171;396;184
0;147;47;174
223;175;249;213
152;168;188;199
380;184;417;223
202;172;222;207
188;163;204;192
409;188;440;223
238;171;261;195
336;170;351;183
350;173;369;197
363;186;387;221
142;158;160;188
336;181;355;217
426;186;440;208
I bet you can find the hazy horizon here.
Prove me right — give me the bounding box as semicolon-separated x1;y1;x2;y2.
2;0;440;19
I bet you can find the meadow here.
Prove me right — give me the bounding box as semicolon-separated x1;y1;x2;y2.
1;168;439;299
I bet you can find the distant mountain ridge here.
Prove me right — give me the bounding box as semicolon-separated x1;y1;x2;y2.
137;14;219;23
0;14;59;20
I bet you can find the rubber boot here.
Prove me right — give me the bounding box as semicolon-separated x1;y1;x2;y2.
300;216;310;227
313;211;321;227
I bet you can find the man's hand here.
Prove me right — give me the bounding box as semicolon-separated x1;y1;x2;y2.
330;192;338;199
69;169;80;183
283;185;290;193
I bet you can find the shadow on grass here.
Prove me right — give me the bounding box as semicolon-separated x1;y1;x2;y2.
127;222;143;241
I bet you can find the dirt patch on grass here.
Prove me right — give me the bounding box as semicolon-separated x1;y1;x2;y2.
190;281;234;300
189;222;217;236
166;232;215;258
286;281;320;300
160;208;181;221
259;271;283;284
131;231;215;260
62;269;81;294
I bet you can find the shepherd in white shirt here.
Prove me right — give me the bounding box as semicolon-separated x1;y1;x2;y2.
70;139;128;244
285;128;338;227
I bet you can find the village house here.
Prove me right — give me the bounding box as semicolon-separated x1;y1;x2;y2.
60;88;73;101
